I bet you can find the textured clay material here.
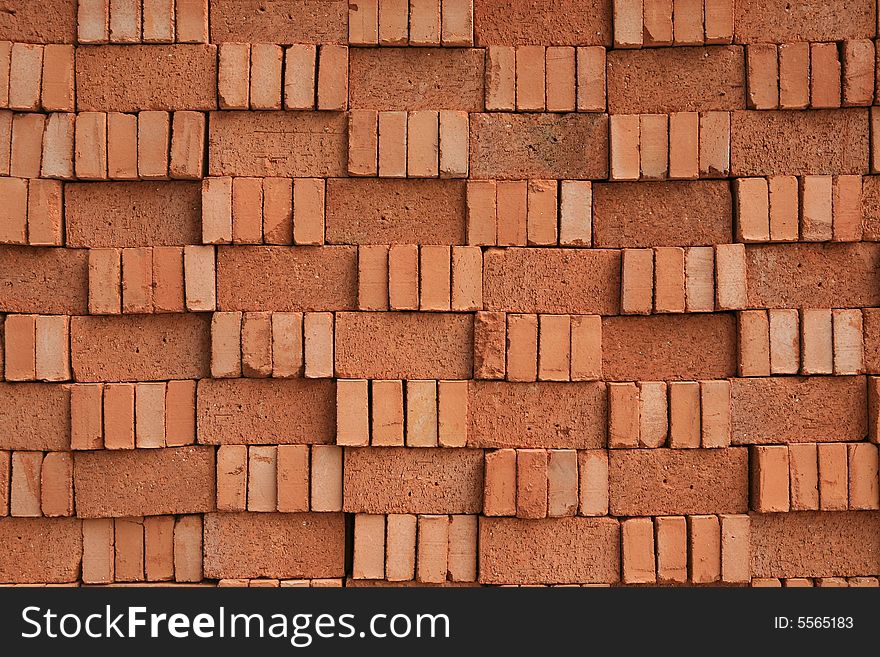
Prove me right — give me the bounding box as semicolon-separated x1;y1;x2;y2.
473;0;612;46
0;383;70;451
0;247;89;315
209;0;347;44
0;517;82;584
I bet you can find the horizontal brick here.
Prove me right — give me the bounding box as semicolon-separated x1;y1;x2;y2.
731;110;869;176
0;247;88;314
593;181;732;247
0;518;81;583
746;243;880;309
197;379;335;445
479;517;619;584
602;314;737;381
751;511;880;578
733;0;875;44
335;312;473;379
731;376;866;444
470;113;608;180
607;47;745;114
209;0;347;43
469;382;605;449
326;179;466;245
217;246;357;311
483;248;619;314
343;447;482;514
349;48;484;111
609;448;749;516
209;112;347;177
65;182;201;248
70;314;211;382
73;446;215;518
0;383;69;451
473;0;611;45
0;0;76;43
204;512;345;580
76;45;217;111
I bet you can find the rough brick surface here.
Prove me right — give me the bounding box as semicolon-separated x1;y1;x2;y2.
0;383;69;451
473;0;612;46
0;247;88;314
0;518;81;583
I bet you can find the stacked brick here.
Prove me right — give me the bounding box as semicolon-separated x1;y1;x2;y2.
0;0;879;588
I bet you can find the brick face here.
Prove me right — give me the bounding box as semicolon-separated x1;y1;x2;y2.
473;0;612;46
0;383;69;451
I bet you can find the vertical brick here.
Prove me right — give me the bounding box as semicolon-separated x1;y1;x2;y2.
439;110;468;178
217;444;247;512
372;379;404;446
714;243;746;310
0;177;27;243
5;314;36;381
576;46;606;112
10;112;44;179
348;110;378;176
516;449;548;519
311;445;343;512
655;516;687;583
202;177;233;244
249;44;283;110
746;44;779;110
668;381;701;448
484;449;516;516
800;308;833;375
420;245;451;311
247;445;278;512
622;517;656;584
610;114;639;181
570;314;601;381
115;517;145;582
407;110;439;178
751;445;790;512
262;178;293;245
578;450;608;516
378;111;408;178
169;111;205;179
317;45;348;111
349;0;379;45
231;177;263;244
613;0;643;48
135;382;166;448
183;244;216;311
74;112;106;180
416;515;448;583
43;452;74;517
284;44;316;110
107;112;138;180
608;382;639;449
410;0;441;46
848;443;879;510
669;112;700;179
109;0;141;43
720;514;749;584
447;514;477;581
800;175;833;242
41;45;75;112
277;444;310;513
378;0;408;45
438;380;468;448
358;245;389;311
703;0;733;44
451;246;482;311
474;311;506;380
698;111;730;178
153;246;186;313
241;312;273;378
688;515;721;584
547;449;578;517
818;443;848;511
515;45;545;112
142;0;175;43
272;312;304;378
441;0;473;46
176;0;208;42
778;42;810;110
789;442;819;511
103;383;135;450
653;246;685;313
34;314;70;381
388;244;419;310
638;381;668;448
538;314;570;382
700;380;731;449
71;383;104;450
11;451;41;517
137;110;170;179
27;177;63;245
559;180;591;246
406;379;439;447
353;514;385;580
873;108;880;174
486;46;515;111
78;0;110;43
621;248;654;315
734;178;770;242
832;308;863;375
672;0;703;45
82;519;114;584
545;46;575;113
218;43;250;110
337;379;369;446
211;311;242;378
526;179;557;246
9;43;42;111
144;516;173;581
496;180;527;245
810;42;841;109
506;313;538;382
293;178;326;245
385;513;417;581
643;0;673;46
121;247;153;314
832;175;863;242
639;113;669;180
737;310;770;377
842;39;874;107
768;175;799;241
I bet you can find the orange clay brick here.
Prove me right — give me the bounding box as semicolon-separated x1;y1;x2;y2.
79;0;110;43
250;44;283;111
810;42;841;109
407;110;439;178
183;245;216;311
817;442;848;511
284;44;316;111
10;112;45;179
638;381;667;448
232;177;263;244
639;114;668;180
247;445;278;512
714;243;746;310
800;175;833;241
11;451;41;517
842;39;874;107
276;444;309;513
655;515;687;583
9;43;42;111
672;0;703;46
800;308;833;375
515;46;545;112
82;518;114;584
262;177;293;244
169;111;205;179
216;444;247;512
5;314;36;381
734;177;770;242
621;248;653;315
293;178;325;245
137;110;170;180
441;0;473;46
484;449;516;516
873;108;880;174
74;112;106;180
668;381;701;449
317;45;348;111
473;311;506;380
496;180;528;246
34;314;70;381
610;114;639;181
378;0;407;45
768;175;799;241
103;383;135;450
107;112;138;180
653;247;685;313
142;0;174;43
669;112;700;179
720;514;749;584
737;310;770;377
613;0;643;48
516;449;548;519
778;42;810;110
38;452;71;518
372;379;404;446
121;247;153;314
608;382;639;449
559;180;591;246
486;45;515;111
546;46;575;113
437;380;468;448
388;244;419;310
71;383;104;450
746;44;779;110
416;515;448;583
643;0;673;46
241;312;273;378
698;111;730;178
348;110;378;176
378;111;407;178
526;179;557;246
349;0;379;45
506;313;538;383
0;177;27;243
385;513;417;581
538;314;570;382
447;514;477;582
358;245;389;310
789;442;819;511
135;382;165;448
578;450;608;516
218;43;250;110
832;308;863;375
439;110;468;178
832;175;862;242
406;379;438;447
700;380;731;449
410;0;441;46
688;514;720;584
751;445;790;512
576;46;606;112
175;0;208;42
202;177;233;244
41;45;75;112
336;379;369;447
847;443;879;510
174;515;203;582
109;0;141;43
703;0;733;44
210;311;242;378
420;245;451;311
451;246;482;311
622;517;655;584
271;312;304;378
353;513;385;579
570;314;601;381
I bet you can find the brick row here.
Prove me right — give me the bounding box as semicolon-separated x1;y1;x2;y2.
0;178;63;246
1;451;72;517
0;42;75;112
348;0;473;47
613;0;734;49
2;314;70;381
78;0;209;44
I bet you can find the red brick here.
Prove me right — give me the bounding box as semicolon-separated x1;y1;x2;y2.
27;179;63;246
788;443;819;511
731;109;868;176
485;46;515;111
121;247;153;314
688;515;721;584
639;114;668;180
698;111;730;177
604;382;640;450
209;111;347;177
620;248;653;315
751;511;880;578
34;315;70;382
73;112;105;180
538;314;570;381
719;514;750;583
439;110;468;178
173;515;202;582
316;45;347;111
169;111;205;180
643;0;672;46
388;245;419;310
768;175;798;241
609;448;749;515
137;111;171;179
407;110;439;178
809;43;841;109
515;45;545;112
700;380;731;448
303;312;333;378
74;446;214;518
832;309;863;375
496;180;528;245
479;517;619;585
344;447;482;514
4;314;35;381
506;313;537;382
731;376;866;444
0;517;82;584
484;449;516;516
516;449;548;519
801;309;833;374
473;311;505;379
450;246;482;311
609;114;638;181
848;443;880;510
603;314;736;381
216;444;247;512
281;44;315;111
655;516;687;583
217;43;249;110
406;379;438;447
733;0;874;44
134;382;165;448
668;381;700;448
11;451;41;517
8;43;42;111
442;0;474;46
199;378;335;445
734;177;769;242
247;445;278;512
275;445;309;513
103;383;135;450
416;515;448;583
311;445;343;512
639;381;668;448
448;514;478;581
470;113;608;180
704;0;733;44
558;180;591;246
0;247;88;314
71;314;209;382
41;452;72;517
751;445;790;512
1;0;76;43
81;518;114;584
525;180;556;245
353;513;385;580
622;517;655;584
249;43;283;111
800;175;833;241
737;310;770;377
210;0;346;43
832;175;863;242
578;450;608;516
203;512;346;580
818;443;848;511
378;111;407;178
336;381;368;448
842;39;874;107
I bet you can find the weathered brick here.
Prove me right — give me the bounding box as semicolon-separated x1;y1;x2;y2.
0;517;81;583
733;0;875;44
0;0;76;43
0;383;69;451
209;0;347;43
